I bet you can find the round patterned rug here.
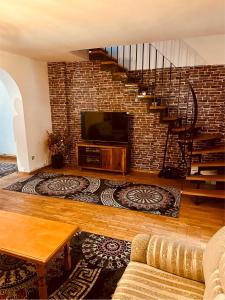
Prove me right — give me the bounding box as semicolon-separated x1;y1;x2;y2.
82;234;131;270
112;184;176;210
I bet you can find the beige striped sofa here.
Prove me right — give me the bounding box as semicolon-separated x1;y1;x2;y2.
113;226;225;300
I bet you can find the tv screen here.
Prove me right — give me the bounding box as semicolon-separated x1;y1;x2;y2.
81;111;128;143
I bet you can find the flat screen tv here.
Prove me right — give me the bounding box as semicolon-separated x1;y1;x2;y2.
81;111;129;143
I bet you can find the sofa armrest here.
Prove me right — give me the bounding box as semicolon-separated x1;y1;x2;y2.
147;235;205;283
130;234;151;264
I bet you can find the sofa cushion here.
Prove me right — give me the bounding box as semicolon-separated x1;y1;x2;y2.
113;261;205;300
146;235;204;283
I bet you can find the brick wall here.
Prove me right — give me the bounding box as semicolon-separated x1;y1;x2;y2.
48;62;225;171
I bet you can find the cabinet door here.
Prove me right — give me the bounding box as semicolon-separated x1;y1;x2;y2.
112;148;123;171
101;149;112;169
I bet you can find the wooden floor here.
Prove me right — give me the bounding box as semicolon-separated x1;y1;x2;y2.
0;165;224;247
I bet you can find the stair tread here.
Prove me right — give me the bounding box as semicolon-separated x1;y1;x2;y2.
192;161;225;167
137;95;155;99
182;188;225;199
89;49;118;62
125;83;139;87
172;125;192;133
101;60;118;65
113;72;127;75
89;48;107;55
149;105;168;110
162;116;182;121
112;72;128;79
189;145;225;155
180;133;223;142
186;174;225;182
89;48;106;52
125;84;139;89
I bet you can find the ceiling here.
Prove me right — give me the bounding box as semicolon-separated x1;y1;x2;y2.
0;0;224;62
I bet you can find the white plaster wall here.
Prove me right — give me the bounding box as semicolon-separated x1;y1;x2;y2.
184;34;225;65
0;81;16;155
0;50;52;172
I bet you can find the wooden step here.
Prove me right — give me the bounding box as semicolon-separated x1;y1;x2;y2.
148;105;167;110
186;174;225;182
101;61;118;66
172;125;191;133
162;116;182;122
171;125;201;134
113;72;127;76
137;95;155;100
125;83;139;91
89;49;117;62
100;61;125;72
89;48;107;55
189;145;225;155
179;133;223;143
112;72;128;81
124;83;139;89
182;188;225;199
89;48;106;53
192;161;225;167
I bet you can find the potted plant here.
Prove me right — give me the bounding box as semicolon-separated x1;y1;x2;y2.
47;131;70;168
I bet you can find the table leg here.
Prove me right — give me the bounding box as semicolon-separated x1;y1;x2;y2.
64;241;71;271
36;263;47;299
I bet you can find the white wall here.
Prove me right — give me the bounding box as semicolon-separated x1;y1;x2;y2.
152;40;207;67
184;34;225;65
0;81;16;155
0;50;52;172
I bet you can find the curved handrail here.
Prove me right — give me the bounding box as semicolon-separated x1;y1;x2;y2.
186;80;198;131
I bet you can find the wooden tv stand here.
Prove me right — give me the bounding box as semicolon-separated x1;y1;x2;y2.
76;142;128;175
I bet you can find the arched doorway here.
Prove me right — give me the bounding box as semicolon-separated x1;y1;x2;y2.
0;69;29;172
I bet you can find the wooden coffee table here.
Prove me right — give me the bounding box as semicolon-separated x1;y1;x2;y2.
0;210;78;299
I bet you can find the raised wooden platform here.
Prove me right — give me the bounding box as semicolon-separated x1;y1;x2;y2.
182;188;225;199
192;161;225;167
190;146;225;155
186;174;225;182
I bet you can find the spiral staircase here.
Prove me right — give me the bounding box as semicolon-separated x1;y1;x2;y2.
89;46;225;201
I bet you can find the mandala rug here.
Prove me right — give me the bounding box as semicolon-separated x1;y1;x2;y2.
0;231;130;299
0;162;17;178
6;172;181;217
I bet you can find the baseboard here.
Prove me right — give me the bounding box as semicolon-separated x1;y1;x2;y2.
0;154;17;159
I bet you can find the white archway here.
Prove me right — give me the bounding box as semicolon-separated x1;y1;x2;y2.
0;69;29;171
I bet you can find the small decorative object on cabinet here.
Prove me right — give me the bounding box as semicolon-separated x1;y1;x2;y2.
76;143;128;175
